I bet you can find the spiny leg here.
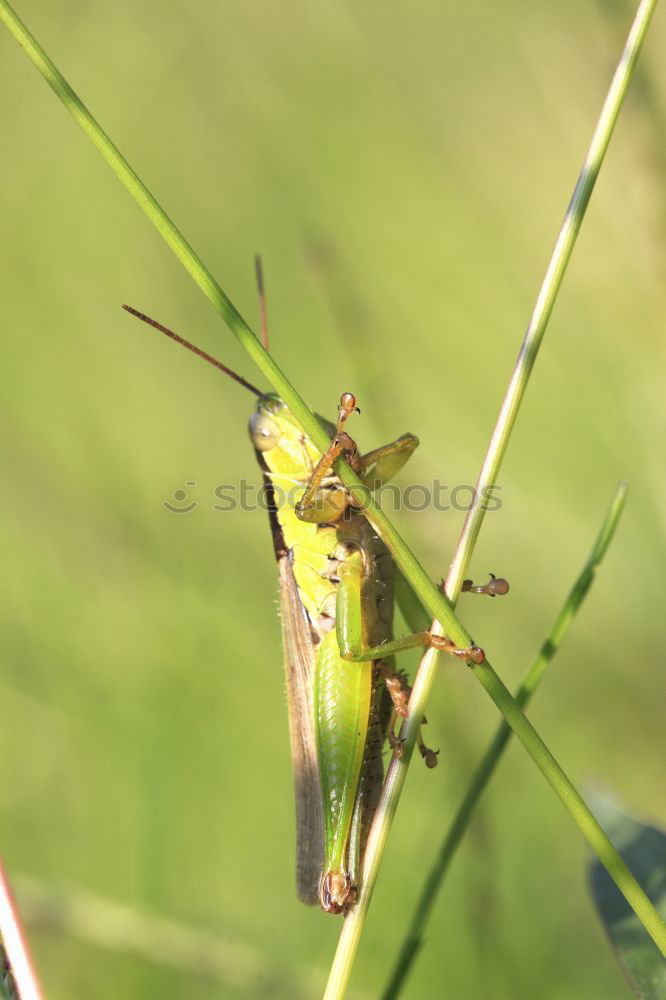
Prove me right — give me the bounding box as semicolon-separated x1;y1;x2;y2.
377;663;439;768
295;393;422;523
295;393;360;522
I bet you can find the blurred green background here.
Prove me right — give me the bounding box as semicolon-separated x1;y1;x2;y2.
1;1;664;997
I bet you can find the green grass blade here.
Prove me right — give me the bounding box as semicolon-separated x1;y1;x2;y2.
443;0;658;603
472;658;664;940
382;482;627;999
323;0;661;991
587;791;666;999
1;3;664;992
0;0;480;639
0;947;18;1000
0;859;45;1000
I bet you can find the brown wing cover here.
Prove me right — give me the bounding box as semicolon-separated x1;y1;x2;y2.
278;556;325;904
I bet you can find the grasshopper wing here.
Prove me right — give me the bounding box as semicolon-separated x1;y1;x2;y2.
278;555;325;905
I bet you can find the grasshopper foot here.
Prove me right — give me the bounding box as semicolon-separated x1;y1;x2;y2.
387;724;405;759
427;632;485;664
418;740;439;769
461;573;509;597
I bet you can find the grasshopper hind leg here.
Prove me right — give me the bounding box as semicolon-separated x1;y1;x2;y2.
342;657;437;912
343;667;388;911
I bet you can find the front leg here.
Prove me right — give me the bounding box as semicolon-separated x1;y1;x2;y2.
295;393;360;524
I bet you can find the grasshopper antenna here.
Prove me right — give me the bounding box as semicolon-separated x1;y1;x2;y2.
254;253;269;352
122;304;262;397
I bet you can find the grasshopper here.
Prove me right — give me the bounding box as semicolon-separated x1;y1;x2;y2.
123;281;506;914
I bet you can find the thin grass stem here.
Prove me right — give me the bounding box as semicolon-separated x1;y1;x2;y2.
324;1;659;993
1;4;663;995
0;0;480;631
382;483;627;998
0;859;45;1000
444;0;657;602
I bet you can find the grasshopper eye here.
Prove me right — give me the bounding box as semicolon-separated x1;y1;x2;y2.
249;412;281;451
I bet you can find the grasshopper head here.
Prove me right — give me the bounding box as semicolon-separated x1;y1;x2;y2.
248;394;288;453
249;394;330;486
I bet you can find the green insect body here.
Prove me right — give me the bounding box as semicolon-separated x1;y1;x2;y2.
121;304;493;915
249;392;417;912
